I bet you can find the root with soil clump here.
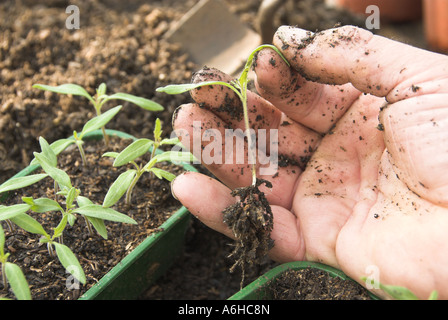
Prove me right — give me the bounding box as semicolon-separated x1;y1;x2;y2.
222;178;274;287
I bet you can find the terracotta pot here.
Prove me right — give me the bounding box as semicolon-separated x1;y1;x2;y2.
327;0;422;22
423;0;448;52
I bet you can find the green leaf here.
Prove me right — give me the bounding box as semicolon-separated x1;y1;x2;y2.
77;199;109;238
103;93;164;111
79;105;123;139
33;83;94;104
10;213;48;236
428;290;438;300
30;139;75;166
153;151;195;164
103;170;136;208
96;83;107;96
113;139;153;167
0;174;48;194
149;168;176;182
154;118;162;143
76;195;93;207
0;204;31;221
379;283;419;300
38;137;57;167
33;152;72;189
21;197;33;205
53;214;68;238
50;138;75;155
4;262;31;300
142;156;158;172
160;137;180;146
86;217;108;239
67;212;76;226
73;204;137;224
21;197;62;213
65;187;79;209
52;242;86;285
156;80;235;95
0;224;5;255
102;151;119;158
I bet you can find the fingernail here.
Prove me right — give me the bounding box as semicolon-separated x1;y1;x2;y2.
170;176;179;201
275;26;290;48
170;171;190;201
172;105;182;128
192;66;225;85
275;26;314;49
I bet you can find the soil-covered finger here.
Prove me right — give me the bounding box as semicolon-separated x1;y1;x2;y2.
171;171;235;239
254;48;361;133
190;67;283;131
274;25;448;103
173;102;253;188
173;103;313;208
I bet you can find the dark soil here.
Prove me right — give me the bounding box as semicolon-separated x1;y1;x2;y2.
0;136;182;300
269;268;372;300
141;219;277;300
0;0;428;301
0;0;198;182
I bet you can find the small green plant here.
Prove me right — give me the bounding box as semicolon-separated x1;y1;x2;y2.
0;172;49;231
33;82;164;165
102;118;194;207
361;276;438;300
0;224;31;300
0;137;137;286
156;44;289;187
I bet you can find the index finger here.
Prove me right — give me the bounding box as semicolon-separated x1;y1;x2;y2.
275;25;448;101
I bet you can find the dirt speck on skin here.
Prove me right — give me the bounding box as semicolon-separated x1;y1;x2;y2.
222;178;274;288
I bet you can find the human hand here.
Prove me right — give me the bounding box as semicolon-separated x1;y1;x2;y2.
171;25;448;299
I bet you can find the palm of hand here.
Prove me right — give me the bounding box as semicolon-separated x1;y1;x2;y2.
172;26;448;299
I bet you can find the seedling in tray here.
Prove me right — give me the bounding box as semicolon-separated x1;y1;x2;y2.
32;82;164;165
157;45;289;286
0;137;137;286
102;118;194;207
0;224;31;300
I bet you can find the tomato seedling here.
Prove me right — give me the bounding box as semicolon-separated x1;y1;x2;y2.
156;45;289;287
103;118;194;207
33;82;164;165
156;44;289;186
0;224;31;300
0;137;137;286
